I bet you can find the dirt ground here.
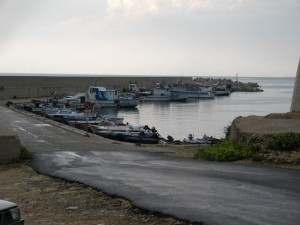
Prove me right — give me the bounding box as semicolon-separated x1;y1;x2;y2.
0;142;202;225
0;162;195;225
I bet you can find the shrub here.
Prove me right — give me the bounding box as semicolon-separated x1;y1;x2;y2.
267;132;300;151
224;124;231;139
194;140;260;162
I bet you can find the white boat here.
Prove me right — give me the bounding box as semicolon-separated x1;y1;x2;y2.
63;92;86;101
171;83;215;99
87;86;139;108
47;109;84;121
144;84;188;102
213;85;231;96
90;124;160;143
89;124;143;136
183;134;211;144
128;83;152;96
66;116;124;126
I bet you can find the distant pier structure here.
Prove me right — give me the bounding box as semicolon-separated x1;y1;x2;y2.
291;59;300;112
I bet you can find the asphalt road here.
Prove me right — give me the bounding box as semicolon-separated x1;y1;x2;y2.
1;106;300;225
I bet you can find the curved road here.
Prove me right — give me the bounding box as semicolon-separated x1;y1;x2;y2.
1;106;300;225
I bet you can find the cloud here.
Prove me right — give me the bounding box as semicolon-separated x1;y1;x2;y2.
105;0;159;20
229;0;300;11
104;0;214;21
229;0;247;10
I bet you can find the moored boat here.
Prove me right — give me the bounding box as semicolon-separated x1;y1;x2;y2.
213;85;231;96
87;86;139;108
144;84;188;102
171;83;215;99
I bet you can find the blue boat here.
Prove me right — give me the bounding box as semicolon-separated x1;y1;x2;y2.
87;86;139;108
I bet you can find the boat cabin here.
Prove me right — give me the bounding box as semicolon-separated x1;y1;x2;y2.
152;84;171;96
88;86;119;102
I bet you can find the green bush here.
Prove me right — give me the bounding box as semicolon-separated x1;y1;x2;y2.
267;132;300;151
20;145;33;160
223;125;231;139
194;140;260;162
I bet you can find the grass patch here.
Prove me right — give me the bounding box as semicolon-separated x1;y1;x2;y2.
194;140;260;162
20;145;33;160
267;132;300;151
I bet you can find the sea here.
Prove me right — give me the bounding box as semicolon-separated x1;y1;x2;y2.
101;77;295;140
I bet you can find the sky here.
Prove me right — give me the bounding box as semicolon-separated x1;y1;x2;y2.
0;0;299;77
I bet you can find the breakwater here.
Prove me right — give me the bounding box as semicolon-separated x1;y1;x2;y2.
0;74;264;101
193;77;263;92
0;75;192;100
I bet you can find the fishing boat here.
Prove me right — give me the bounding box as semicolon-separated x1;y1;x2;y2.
144;84;188;102
171;83;215;99
128;83;152;97
87;86;139;108
46;109;84;122
90;124;160;143
89;124;141;136
213;85;231;96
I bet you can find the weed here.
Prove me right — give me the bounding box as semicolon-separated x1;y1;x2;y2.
267;132;300;151
194;140;260;162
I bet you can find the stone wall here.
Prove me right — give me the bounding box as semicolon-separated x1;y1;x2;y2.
0;75;193;100
0;122;21;164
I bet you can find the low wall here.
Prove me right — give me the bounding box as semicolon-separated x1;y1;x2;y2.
0;122;21;164
229;113;300;144
0;75;193;100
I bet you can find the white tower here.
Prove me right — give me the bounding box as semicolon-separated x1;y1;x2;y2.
291;59;300;112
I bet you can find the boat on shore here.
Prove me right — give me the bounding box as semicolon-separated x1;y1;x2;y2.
108;131;160;144
89;124;140;136
90;124;160;144
183;134;212;145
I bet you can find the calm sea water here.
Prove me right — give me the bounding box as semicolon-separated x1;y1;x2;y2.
101;77;295;140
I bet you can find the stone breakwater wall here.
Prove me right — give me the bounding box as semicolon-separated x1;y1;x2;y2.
0;75;192;100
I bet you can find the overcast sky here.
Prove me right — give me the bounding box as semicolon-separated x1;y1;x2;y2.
0;0;299;77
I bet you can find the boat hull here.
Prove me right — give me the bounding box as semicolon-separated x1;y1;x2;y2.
170;90;215;99
143;95;188;102
111;132;160;144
